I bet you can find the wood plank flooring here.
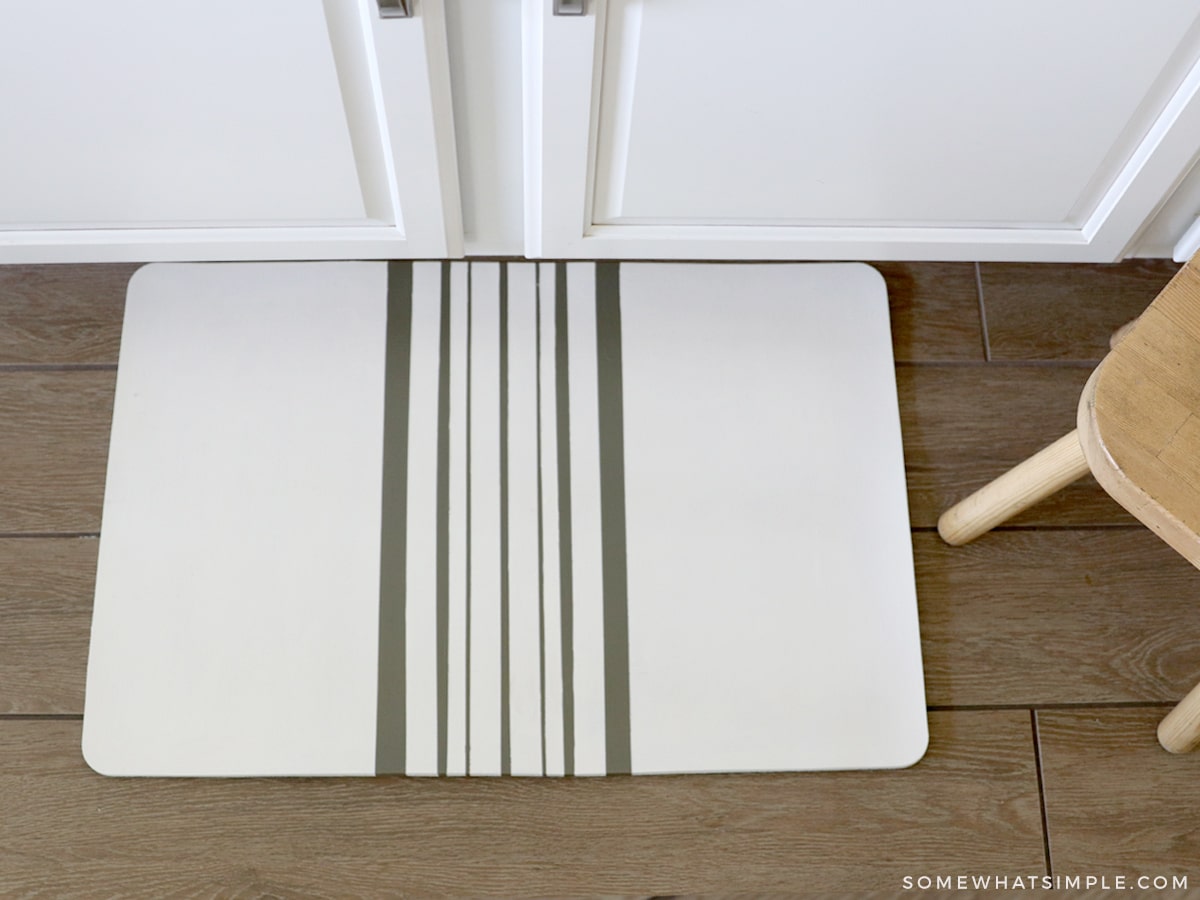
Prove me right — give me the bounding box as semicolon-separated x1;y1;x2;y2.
2;259;1198;896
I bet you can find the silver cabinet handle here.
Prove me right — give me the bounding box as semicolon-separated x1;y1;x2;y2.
378;0;413;18
554;0;585;14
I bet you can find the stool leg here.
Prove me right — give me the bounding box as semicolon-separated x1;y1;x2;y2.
1159;680;1200;753
1110;316;1140;350
937;429;1090;546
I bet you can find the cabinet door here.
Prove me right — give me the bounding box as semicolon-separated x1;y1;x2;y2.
0;0;461;262
525;0;1200;261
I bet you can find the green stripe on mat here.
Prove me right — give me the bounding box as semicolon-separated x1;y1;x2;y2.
596;262;632;775
377;261;414;775
435;262;452;777
554;262;576;776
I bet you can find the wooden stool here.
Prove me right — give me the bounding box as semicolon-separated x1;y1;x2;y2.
938;253;1200;754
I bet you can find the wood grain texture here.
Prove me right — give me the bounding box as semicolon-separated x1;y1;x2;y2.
1038;708;1200;875
899;365;1134;528
8;260;1200;889
872;262;985;362
0;712;1042;896
980;259;1177;362
0;538;96;714
0;264;135;365
1081;258;1200;567
783;894;1193;900
0;371;114;533
915;531;1200;707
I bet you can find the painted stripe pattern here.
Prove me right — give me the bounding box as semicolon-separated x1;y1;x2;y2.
376;262;632;776
595;262;632;775
375;260;412;775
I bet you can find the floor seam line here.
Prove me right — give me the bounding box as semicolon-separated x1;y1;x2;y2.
1030;710;1054;876
976;261;992;362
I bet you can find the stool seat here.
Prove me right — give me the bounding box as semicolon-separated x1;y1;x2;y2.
1080;260;1200;566
938;252;1200;753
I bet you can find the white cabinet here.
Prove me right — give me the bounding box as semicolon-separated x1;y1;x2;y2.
524;0;1200;261
6;1;1200;263
0;0;461;262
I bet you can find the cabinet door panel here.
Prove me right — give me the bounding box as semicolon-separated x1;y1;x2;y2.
0;0;461;261
526;0;1200;260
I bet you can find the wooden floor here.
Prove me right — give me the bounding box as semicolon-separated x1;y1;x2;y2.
3;259;1199;896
